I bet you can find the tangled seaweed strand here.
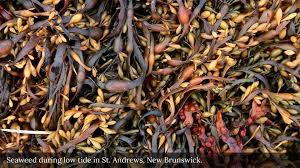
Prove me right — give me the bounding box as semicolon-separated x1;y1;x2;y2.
0;0;300;167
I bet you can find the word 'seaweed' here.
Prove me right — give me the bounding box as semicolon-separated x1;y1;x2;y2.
0;0;299;167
